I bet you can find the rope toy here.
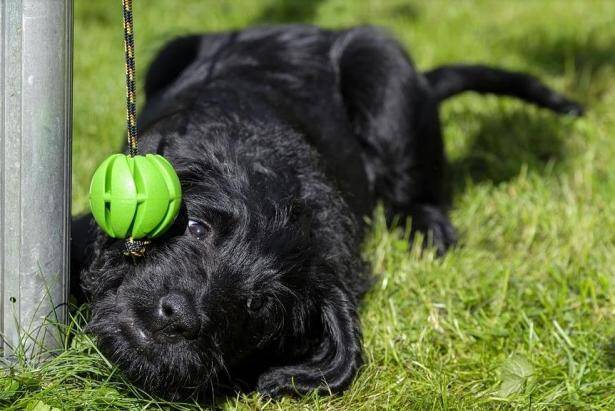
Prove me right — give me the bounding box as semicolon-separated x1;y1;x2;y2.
89;0;182;257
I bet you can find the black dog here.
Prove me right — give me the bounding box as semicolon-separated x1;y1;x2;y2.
73;25;582;399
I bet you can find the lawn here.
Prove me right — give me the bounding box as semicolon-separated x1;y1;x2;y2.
2;0;614;409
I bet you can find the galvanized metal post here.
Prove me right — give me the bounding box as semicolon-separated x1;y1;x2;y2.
1;0;72;358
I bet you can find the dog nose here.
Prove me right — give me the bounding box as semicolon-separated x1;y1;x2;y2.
154;292;200;341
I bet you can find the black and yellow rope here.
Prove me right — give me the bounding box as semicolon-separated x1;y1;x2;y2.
122;0;139;157
121;0;150;257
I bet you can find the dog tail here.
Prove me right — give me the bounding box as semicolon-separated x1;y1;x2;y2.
424;64;584;116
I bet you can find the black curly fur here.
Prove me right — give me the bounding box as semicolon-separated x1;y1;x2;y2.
72;25;582;399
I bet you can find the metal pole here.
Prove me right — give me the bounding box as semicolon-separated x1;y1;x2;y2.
1;0;72;358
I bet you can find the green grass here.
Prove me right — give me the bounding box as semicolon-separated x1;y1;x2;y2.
3;0;615;409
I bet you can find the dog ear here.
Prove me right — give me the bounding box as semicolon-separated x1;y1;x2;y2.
256;283;363;397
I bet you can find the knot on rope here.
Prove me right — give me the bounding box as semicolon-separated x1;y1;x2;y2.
124;238;151;258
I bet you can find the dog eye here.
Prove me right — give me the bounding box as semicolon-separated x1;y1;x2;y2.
247;295;267;312
187;220;210;240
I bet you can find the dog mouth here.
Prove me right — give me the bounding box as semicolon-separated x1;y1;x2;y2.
117;318;194;350
117;317;154;352
87;303;221;396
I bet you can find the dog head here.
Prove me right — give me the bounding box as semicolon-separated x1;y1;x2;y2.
81;117;365;398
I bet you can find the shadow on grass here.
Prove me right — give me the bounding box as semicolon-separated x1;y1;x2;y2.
253;0;327;24
447;108;577;195
506;29;615;100
606;338;615;369
75;1;117;26
443;29;609;194
386;2;421;20
253;0;421;25
513;32;614;75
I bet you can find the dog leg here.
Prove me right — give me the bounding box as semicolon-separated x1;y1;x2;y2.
407;204;457;256
334;27;454;253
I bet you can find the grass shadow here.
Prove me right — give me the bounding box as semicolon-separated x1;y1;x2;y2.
386;3;421;20
447;107;577;195
74;1;116;26
506;28;615;101
253;0;327;24
606;337;615;369
254;1;420;25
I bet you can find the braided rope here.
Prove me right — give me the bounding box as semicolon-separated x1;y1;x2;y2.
122;0;149;256
122;0;138;157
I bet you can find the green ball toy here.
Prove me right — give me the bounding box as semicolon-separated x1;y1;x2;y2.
89;154;182;240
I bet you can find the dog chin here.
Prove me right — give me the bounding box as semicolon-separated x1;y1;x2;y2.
115;340;214;396
89;311;217;397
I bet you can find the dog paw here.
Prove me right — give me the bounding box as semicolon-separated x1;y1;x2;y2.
257;368;329;398
557;101;585;117
410;205;457;256
256;370;298;398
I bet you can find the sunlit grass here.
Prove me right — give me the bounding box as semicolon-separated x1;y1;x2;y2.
3;0;613;409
